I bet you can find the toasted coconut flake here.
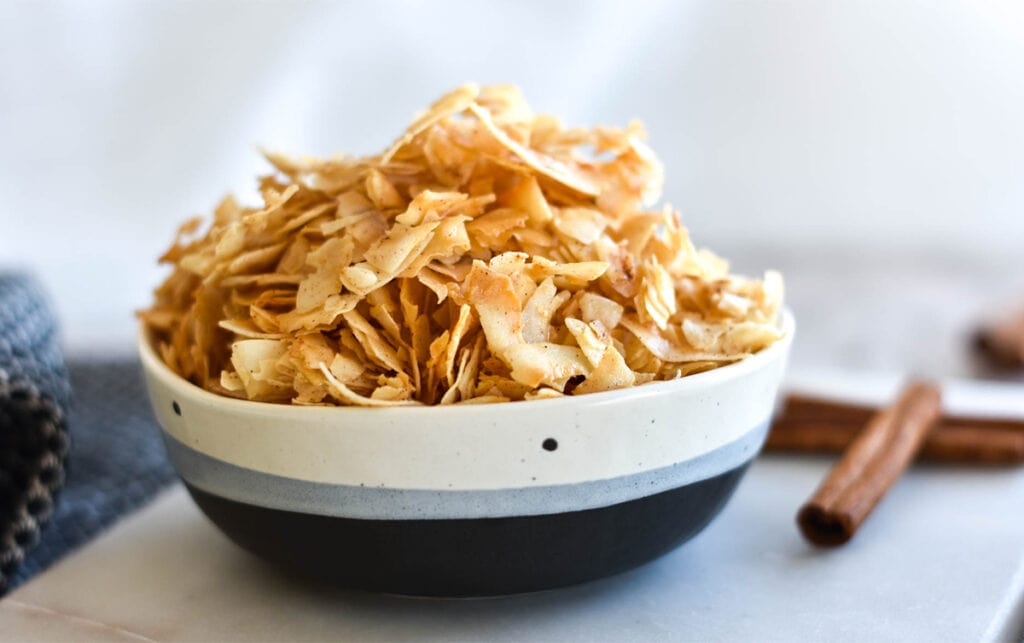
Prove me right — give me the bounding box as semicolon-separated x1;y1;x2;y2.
468;102;601;198
464;260;523;352
277;293;359;333
342;310;406;373
382;84;480;163
230;339;290;400
319;364;420;407
218;318;286;339
504;343;590;389
364;220;441;278
525;387;564;400
466;208;529;249
456;336;485;401
635;258;676;330
365;169;405;210
220;273;304;288
395;190;465;226
296;237;353;312
579;292;624;330
416;266;452;303
552;208;607;244
505;176;552;225
456;395;509;405
522;278;569;343
620;315;749;363
574;346;636;395
564;318;609;368
281;202;335;233
527;256;608;285
329;351;365;385
143;84;784;406
444;305;474;386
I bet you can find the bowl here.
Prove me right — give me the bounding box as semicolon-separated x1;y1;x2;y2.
139;310;793;597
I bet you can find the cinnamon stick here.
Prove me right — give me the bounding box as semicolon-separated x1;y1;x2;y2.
780;394;1024;434
974;311;1024;369
797;381;942;546
770;393;1024;464
767;418;1024;464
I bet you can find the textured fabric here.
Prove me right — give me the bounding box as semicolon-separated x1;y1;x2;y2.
8;360;176;592
0;273;176;594
0;274;72;594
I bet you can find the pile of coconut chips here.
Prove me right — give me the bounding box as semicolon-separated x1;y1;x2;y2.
141;84;784;406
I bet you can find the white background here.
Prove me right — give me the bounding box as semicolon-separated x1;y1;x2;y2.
2;0;1023;358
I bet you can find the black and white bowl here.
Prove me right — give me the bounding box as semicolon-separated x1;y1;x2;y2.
139;311;793;597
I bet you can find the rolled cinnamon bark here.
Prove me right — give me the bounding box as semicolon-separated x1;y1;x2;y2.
767;418;1024;464
797;381;942;546
780;394;1024;433
974;312;1024;369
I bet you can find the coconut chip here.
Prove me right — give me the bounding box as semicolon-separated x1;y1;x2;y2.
141;84;784;405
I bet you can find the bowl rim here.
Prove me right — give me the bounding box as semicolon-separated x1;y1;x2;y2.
139;308;794;417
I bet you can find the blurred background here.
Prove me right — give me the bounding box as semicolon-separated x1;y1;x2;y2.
2;0;1023;376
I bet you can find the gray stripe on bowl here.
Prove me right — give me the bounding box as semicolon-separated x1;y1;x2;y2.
162;420;769;520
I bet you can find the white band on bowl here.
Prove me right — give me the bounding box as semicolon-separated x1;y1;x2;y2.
163;421;768;520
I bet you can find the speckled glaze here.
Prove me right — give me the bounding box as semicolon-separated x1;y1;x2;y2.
139;310;792;596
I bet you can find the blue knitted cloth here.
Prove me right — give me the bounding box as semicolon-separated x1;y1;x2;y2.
0;274;175;594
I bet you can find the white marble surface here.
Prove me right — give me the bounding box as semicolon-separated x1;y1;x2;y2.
4;372;1024;642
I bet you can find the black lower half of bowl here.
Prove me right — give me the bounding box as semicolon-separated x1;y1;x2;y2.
184;462;749;597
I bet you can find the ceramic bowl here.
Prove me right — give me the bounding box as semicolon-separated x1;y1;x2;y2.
139;310;793;597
